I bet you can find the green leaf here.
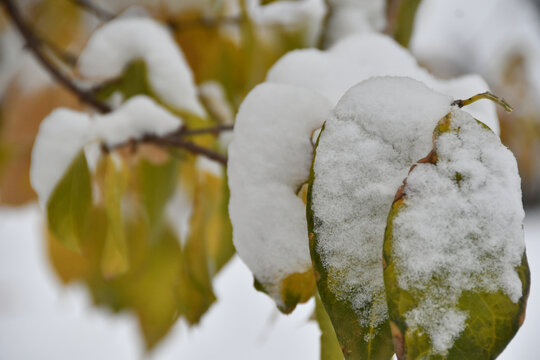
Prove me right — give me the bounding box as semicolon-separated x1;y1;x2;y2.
101;156;130;278
177;167;219;324
137;158;179;237
95;60;153;102
126;223;184;349
199;168;234;275
315;292;344;360
307;124;394;360
47;151;92;252
46;207;108;284
383;112;530;359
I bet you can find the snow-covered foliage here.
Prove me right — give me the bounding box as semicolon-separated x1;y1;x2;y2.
388;108;525;354
3;0;533;356
267;33;499;133
78;17;205;116
30;96;182;207
229;32;500;310
228;84;332;307
310;77;453;329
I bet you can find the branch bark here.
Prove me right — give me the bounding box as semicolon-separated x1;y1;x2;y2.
1;0;234;164
106;133;229;165
0;0;112;113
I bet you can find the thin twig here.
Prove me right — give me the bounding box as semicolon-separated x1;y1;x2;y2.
72;0;115;21
38;35;78;66
1;0;112;113
152;137;228;165
176;124;234;137
107;134;228;165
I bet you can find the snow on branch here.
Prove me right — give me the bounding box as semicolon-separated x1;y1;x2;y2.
78;17;206;117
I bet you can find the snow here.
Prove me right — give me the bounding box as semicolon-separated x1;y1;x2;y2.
391;108;525;354
323;0;386;46
0;205;319;360
30;96;182;208
0;202;537;359
93;95;181;147
230;33;501;310
30;109;93;209
267;32;499;134
227;83;332;306
78;17;205;117
310;77;453;328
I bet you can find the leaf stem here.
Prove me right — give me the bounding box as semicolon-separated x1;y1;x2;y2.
452;92;514;113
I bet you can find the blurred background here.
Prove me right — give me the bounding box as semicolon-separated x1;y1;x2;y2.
0;0;539;359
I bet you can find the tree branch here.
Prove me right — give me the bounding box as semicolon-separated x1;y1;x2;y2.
2;0;234;164
1;0;112;113
176;124;234;137
106;133;228;165
147;137;228;165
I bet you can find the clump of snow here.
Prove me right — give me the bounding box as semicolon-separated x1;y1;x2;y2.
31;96;182;209
266;32;499;134
391;108;525;353
228;83;332;305
78;17;205;117
310;77;453;328
93;96;181;146
30;110;93;209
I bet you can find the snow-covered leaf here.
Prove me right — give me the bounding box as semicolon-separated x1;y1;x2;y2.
231;33;500;315
307;77;455;358
228;83;332;312
383;109;530;359
30;95;182;210
78;17;205;117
